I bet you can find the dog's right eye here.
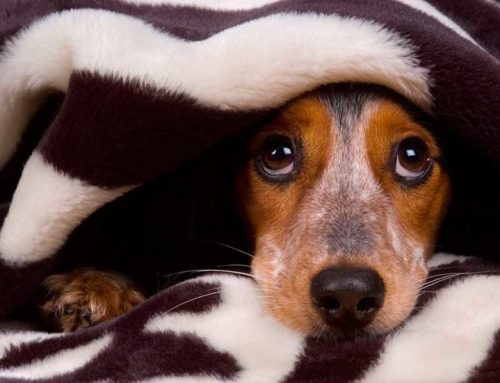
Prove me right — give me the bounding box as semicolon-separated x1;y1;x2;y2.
257;136;296;180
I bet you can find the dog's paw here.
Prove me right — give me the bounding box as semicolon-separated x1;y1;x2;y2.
39;269;145;333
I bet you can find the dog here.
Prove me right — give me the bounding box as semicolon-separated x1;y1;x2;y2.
40;83;451;336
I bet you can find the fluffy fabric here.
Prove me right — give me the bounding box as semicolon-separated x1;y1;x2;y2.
0;0;499;381
0;255;500;382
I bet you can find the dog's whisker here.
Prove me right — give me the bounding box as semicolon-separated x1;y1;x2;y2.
420;270;498;290
163;269;245;279
432;269;496;277
420;278;464;290
420;276;475;291
210;241;255;258
198;269;255;278
418;277;465;291
314;323;328;344
216;264;251;269
428;265;466;271
164;290;223;315
163;269;255;280
411;269;497;289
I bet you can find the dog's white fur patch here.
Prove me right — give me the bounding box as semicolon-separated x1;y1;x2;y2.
0;9;430;168
360;275;500;383
0;152;133;265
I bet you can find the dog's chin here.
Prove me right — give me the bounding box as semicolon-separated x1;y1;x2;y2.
263;293;416;339
294;317;409;341
310;328;380;342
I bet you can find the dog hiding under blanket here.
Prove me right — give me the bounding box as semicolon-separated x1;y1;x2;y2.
39;83;451;337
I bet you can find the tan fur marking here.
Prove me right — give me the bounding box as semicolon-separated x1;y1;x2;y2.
366;100;451;256
239;95;334;239
238;95;335;333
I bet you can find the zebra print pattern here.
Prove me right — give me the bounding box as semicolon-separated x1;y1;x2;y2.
0;0;499;381
1;255;500;382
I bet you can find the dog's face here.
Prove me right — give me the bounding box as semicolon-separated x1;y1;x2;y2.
239;85;451;336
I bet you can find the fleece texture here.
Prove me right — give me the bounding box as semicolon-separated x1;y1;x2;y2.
0;0;499;381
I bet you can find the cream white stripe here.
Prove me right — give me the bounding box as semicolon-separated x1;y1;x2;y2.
145;275;304;383
140;377;227;383
120;0;281;10
0;331;61;360
0;152;133;265
0;335;112;379
394;0;481;48
360;276;500;383
0;9;430;167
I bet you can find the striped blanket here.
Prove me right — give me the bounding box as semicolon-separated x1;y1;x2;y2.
0;0;499;381
1;255;500;382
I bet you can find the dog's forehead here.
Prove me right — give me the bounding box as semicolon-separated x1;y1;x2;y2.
317;84;378;141
311;87;381;193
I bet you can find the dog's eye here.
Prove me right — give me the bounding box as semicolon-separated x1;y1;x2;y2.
394;137;433;183
258;136;296;177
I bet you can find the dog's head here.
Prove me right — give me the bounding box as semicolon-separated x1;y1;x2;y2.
238;84;451;336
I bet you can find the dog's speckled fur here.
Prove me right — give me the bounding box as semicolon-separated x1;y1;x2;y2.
242;84;451;335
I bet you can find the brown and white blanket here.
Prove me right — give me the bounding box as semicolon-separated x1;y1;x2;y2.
1;255;500;382
0;0;499;381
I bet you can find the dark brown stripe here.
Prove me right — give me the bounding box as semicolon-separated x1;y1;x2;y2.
38;72;265;187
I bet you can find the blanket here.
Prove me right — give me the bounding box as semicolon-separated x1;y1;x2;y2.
1;255;500;382
0;0;499;381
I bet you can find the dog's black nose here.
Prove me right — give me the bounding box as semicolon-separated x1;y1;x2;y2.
310;267;385;331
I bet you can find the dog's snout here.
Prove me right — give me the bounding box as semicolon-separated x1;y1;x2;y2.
310;267;385;330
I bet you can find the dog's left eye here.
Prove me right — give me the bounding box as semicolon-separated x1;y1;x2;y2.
394;137;433;184
257;136;296;178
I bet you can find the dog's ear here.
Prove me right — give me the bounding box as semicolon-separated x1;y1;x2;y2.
41;273;73;298
120;288;145;313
